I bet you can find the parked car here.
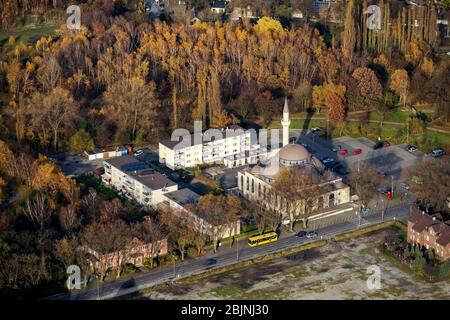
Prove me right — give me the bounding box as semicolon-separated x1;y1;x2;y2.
406;145;417;153
306;231;318;238
383;141;391;148
400;182;410;190
353;148;362;155
431;148;444;157
338;149;348;156
205;259;217;267
134;149;144;156
296;231;307;238
121;278;136;289
321;157;335;165
373;141;384;149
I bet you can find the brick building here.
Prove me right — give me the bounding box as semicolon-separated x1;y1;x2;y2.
407;208;450;261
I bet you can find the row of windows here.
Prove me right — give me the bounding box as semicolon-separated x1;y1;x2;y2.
240;174;339;207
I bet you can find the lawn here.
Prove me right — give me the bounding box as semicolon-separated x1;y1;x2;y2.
0;16;61;45
269;115;450;152
76;174;118;200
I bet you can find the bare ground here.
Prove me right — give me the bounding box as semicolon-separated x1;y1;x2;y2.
131;229;450;300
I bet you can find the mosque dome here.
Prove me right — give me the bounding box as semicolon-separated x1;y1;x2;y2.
279;144;309;165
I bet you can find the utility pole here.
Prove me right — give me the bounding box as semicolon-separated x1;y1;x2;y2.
391;175;394;198
406;122;409;144
381;199;385;221
236;237;239;261
173;259;176;278
97;276;100;300
358;204;362;226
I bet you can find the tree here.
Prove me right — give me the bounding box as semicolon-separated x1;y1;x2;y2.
438;262;450;279
272;167;323;232
104;77;158;143
159;210;195;260
0;177;7;203
352;67;383;110
326;84;347;125
25;193;51;236
348;162;384;209
412;248;426;274
249;200;282;235
405;158;450;213
37;56;62;93
132;219;164;269
29;87;77;150
192;194;241;252
341;0;357;59
81;219;131;281
254;17;284;33
68;128;95;153
390;69;410;108
59;204;81;234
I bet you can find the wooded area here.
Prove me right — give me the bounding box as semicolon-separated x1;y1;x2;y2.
0;0;449;299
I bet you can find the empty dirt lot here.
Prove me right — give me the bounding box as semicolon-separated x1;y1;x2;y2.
129;228;450;300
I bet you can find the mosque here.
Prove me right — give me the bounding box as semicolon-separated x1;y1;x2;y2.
237;98;352;226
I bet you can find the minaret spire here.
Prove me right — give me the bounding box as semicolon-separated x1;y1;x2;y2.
281;97;291;147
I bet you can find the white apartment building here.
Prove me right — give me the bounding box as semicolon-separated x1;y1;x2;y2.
102;155;178;207
159;125;255;170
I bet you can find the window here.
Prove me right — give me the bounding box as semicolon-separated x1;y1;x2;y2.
329;193;335;207
246;177;249;191
240;175;244;190
251;179;255;193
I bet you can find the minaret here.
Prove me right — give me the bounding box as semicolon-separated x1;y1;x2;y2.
281;97;291;147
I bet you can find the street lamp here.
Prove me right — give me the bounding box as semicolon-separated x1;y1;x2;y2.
236;237;239;261
381;199;385;221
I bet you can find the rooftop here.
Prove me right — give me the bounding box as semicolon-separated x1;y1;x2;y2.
163;188;200;207
160;125;247;150
105;155;176;190
129;170;177;191
409;208;450;246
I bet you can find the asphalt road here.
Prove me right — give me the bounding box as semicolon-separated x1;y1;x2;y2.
47;203;411;300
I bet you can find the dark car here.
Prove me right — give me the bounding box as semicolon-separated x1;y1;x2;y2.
373;141;384;150
121;278;136;289
296;231;307;238
205;259;217;267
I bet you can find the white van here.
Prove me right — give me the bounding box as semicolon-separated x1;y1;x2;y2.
431;148;444;157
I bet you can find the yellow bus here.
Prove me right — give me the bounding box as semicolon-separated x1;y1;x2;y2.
248;232;279;247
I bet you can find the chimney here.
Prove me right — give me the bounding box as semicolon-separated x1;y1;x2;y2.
422;211;425;215
432;216;436;221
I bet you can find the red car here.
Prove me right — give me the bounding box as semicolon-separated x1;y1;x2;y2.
383;141;391;148
353;148;362;155
338;149;348;156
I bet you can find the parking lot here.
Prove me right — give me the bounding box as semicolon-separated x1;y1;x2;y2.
294;130;426;177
